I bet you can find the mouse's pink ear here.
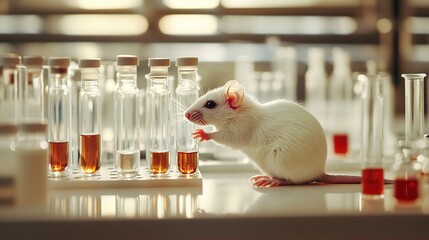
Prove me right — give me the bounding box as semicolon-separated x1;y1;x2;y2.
224;80;245;110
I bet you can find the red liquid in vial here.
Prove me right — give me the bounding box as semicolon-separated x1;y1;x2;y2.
333;134;348;155
394;178;419;202
177;151;198;174
80;134;101;174
49;141;69;172
150;151;169;174
362;168;384;195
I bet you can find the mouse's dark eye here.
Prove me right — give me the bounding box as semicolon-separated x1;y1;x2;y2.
204;100;217;109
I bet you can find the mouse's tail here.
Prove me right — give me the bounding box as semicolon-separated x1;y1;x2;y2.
318;173;394;184
317;173;361;184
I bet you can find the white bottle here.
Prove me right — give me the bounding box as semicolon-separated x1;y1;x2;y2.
15;122;48;207
0;124;18;205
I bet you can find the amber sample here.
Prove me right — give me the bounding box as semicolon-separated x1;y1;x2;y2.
150;151;169;174
177;151;198;174
80;134;101;174
49;141;69;172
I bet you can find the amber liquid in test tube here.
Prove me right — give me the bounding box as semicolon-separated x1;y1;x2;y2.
175;57;200;175
146;58;171;175
79;59;102;175
48;57;71;174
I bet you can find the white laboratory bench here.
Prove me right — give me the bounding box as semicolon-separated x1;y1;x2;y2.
0;159;428;240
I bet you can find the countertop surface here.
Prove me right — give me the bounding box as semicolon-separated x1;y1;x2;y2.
1;160;429;240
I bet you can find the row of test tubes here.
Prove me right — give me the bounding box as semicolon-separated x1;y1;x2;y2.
0;54;201;181
361;73;429;203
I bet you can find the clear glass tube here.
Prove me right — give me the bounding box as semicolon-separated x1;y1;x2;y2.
360;74;384;197
69;69;81;168
21;56;45;123
0;54;21;124
402;73;426;159
48;57;71;174
175;57;199;175
79;59;102;175
114;55;140;177
146;58;171;175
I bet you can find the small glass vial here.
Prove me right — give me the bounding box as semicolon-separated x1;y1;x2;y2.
15;122;48;207
0;124;18;205
79;59;102;175
22;56;46;122
402;73;426;159
175;57;199;175
146;58;171;175
360;74;385;197
114;55;140;177
393;148;421;202
0;54;22;124
48;57;71;174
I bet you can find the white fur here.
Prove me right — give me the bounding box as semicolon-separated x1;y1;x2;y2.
186;84;327;184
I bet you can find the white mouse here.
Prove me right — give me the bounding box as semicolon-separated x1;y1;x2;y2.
185;80;362;187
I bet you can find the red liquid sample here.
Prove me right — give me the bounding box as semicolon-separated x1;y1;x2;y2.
150;151;169;174
362;168;384;195
49;141;69;172
394;178;419;202
177;151;198;174
80;134;101;174
333;133;348;155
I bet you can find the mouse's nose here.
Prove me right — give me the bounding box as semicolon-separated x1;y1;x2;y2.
185;112;191;120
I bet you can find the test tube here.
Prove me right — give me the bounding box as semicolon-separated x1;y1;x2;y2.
175;57;199;175
22;56;45;122
48;57;71;174
0;54;22;124
114;55;140;177
402;73;426;159
69;69;81;168
146;58;171;175
360;74;384;197
79;59;102;175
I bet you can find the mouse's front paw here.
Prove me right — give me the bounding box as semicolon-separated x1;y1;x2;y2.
192;129;211;142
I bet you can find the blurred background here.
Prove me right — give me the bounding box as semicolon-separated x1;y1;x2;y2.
0;0;429;113
2;0;429;115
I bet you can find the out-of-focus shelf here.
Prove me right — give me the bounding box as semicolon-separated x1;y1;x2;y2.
48;165;202;189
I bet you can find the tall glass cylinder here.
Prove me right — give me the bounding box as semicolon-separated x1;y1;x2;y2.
48;57;71;174
22;56;45;123
79;58;102;175
402;73;426;159
146;58;171;175
360;74;384;197
175;57;199;174
114;55;140;177
0;54;21;124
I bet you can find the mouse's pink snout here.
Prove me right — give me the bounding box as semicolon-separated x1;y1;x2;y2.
185;110;206;125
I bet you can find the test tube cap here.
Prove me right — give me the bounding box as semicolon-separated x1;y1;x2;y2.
0;53;22;68
23;56;45;66
116;55;139;66
176;57;198;67
0;124;18;135
48;57;71;68
148;58;170;67
18;122;47;133
79;58;101;68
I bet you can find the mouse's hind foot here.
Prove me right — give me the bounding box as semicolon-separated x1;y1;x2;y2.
249;175;293;188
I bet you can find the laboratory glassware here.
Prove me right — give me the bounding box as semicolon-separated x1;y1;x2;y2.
360;74;384;197
0;54;21;124
21;56;45;122
79;58;102;175
175;57;199;174
114;55;140;177
48;57;71;174
393;148;421;202
146;58;171;175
